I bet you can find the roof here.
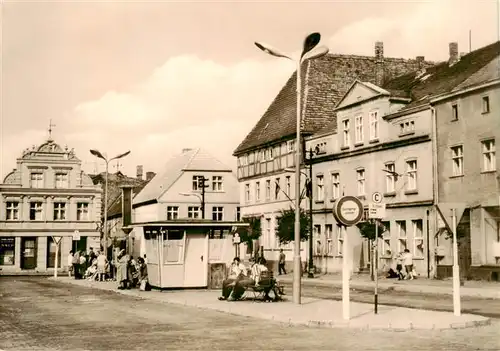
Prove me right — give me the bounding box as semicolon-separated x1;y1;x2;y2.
233;53;434;155
382;41;500;110
107;180;150;218
133;148;232;206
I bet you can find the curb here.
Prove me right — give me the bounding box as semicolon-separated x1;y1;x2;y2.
50;278;492;331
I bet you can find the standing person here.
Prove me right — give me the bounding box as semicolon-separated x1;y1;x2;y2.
116;250;129;290
394;251;405;280
79;251;87;280
403;249;414;280
278;249;287;275
96;251;108;282
67;250;74;278
72;251;80;279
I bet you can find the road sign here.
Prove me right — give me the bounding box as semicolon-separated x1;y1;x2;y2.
371;192;382;204
233;233;241;244
333;196;364;227
368;203;386;219
72;230;80;241
52;236;62;245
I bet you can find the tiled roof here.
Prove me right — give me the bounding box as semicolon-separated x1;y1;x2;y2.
383;41;500;109
107;181;150;218
233;53;434;155
89;171;146;211
133;148;232;206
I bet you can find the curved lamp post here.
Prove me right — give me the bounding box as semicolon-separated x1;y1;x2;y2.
90;149;131;254
255;33;329;304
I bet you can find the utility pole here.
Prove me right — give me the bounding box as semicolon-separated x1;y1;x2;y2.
198;177;208;219
307;148;314;278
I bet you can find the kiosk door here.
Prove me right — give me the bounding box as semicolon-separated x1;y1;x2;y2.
21;237;37;269
183;234;207;287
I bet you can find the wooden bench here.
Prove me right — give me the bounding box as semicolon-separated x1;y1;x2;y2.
246;271;284;302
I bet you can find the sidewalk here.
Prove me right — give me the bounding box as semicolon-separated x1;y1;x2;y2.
276;273;500;299
49;277;491;331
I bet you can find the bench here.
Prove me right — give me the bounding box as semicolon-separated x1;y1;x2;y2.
246;271;284;302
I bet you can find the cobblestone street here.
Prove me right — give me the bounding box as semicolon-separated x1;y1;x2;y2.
0;277;499;351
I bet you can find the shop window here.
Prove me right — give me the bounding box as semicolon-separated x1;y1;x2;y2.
0;237;15;265
163;230;185;264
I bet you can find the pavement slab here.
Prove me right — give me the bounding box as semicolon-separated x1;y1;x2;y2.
49;277;491;331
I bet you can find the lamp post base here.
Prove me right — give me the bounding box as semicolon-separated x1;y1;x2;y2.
292;255;302;304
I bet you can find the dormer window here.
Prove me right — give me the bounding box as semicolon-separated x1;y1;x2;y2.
287;140;296;153
369;111;379;140
355;115;364;143
399;120;415;135
342;119;350;147
55;173;69;189
30;172;44;188
314;142;327;155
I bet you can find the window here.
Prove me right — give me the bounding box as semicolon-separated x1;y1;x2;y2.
275;178;281;200
412;219;424;258
399;120;415;134
265;218;272;248
212;206;223;221
285;176;291;197
167;206;179;220
0;237;15;265
355;115;363;143
245;183;250;202
55;173;69;189
381;221;391;256
30;202;43;220
482;96;490;114
406;160;418;191
192;175;204;191
53;202;66;221
315;142;327;154
356;169;365;196
212;176;223;191
314;225;322;255
385;163;396;193
342;119;350;147
316;175;324;201
265;180;271;200
188;206;200;219
46;236;61;268
336;225;345;256
396;220;407;252
76;203;89;221
451;145;464;176
369;111;379;140
236;207;241;221
30;172;44;188
255;182;261;202
287;140;296;153
163;230;185;264
6;202;19;220
331;173;340;199
451;103;458;121
482;139;496;172
325;224;333;255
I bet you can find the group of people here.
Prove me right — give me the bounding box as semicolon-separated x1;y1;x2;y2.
387;249;416;280
68;248;109;281
219;256;282;301
115;249;149;291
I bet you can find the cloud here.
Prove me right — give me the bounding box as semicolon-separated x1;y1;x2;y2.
328;0;498;61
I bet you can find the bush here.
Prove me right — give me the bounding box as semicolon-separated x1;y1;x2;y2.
275;207;311;245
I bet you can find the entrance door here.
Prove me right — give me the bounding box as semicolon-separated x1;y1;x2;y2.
183;234;207;287
21;237;37;269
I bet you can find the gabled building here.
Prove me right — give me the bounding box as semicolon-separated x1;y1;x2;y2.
305;41;500;279
0;137;101;274
131;148;240;258
233;41;434;266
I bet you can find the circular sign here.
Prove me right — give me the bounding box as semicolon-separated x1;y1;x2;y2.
332;196;364;227
372;192;382;204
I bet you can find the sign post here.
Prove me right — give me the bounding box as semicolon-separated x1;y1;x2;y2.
369;192;384;314
233;233;241;258
52;236;62;278
332;196;364;321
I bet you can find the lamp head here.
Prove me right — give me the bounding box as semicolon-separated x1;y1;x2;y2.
90;149;105;160
254;42;292;60
300;32;321;59
302;46;329;62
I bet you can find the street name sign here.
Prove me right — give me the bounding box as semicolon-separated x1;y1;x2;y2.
72;230;80;241
368;203;386;219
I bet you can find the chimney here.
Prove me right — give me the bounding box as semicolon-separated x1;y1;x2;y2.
182;148;192;153
449;42;459;66
136;165;143;180
146;171;156;181
374;41;385;86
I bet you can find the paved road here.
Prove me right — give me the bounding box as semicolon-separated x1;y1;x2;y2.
281;282;500;319
1;277;500;351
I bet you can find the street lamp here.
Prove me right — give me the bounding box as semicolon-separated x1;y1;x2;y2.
89;149;131;254
256;33;329;304
179;192;204;219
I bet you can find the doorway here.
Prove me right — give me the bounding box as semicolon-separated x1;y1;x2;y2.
21;237;37;269
183;234;207;287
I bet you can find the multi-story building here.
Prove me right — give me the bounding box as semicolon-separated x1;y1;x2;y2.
131;148;240;258
233;41;434;268
305;41;500;278
431;40;500;280
0;137;102;274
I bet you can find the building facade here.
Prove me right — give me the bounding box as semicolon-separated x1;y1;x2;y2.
234;42;434;268
432;64;500;279
131;148;241;258
306;81;435;275
0;138;102;274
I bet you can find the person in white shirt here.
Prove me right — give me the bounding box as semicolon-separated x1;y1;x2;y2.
403;249;414;280
219;257;247;300
67;251;74;277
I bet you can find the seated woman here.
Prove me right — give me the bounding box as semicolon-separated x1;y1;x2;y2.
219;257;247;301
137;257;150;291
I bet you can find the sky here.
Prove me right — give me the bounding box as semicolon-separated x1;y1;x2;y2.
1;0;499;179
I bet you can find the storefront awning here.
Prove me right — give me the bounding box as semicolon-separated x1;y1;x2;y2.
123;220;249;230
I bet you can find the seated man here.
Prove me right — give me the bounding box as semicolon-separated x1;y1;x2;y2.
219;257;247;301
251;257;268;286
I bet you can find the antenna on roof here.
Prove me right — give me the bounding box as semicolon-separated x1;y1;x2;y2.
469;29;472;53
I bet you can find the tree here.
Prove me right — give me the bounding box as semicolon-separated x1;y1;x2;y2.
238;216;262;245
275;207;311;245
356;220;387;241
